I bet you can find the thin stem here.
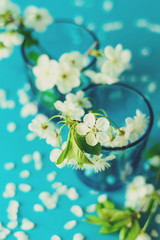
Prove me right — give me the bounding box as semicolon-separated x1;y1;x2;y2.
58;124;67;148
83;41;98;57
44;115;65;126
54;120;66;132
142;212;154;232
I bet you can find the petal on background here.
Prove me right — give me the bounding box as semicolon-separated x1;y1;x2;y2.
96;117;110;131
76;123;90;135
96;132;109;144
104;46;115;59
83;113;95;128
86;133;97;146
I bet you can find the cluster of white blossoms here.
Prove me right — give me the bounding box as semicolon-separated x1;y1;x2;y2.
0;0;53;60
0;31;23;60
54;90;92;120
135;233;151;240
125;176;155;211
28;114;59;147
33;51;87;94
85;44;132;85
77;109;148;148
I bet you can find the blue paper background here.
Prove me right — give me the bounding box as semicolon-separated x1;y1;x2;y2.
0;0;160;239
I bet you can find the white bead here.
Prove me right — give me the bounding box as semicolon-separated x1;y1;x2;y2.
33;204;45;212
19;184;31;192
50;235;61;240
21;218;35;230
73;233;85;240
20;170;30;179
7;122;16;132
7;221;18;229
64;220;77;230
4;162;15;170
71;205;83;217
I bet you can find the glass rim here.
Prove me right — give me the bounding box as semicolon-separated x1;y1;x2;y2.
84;83;154;151
21;18;100;71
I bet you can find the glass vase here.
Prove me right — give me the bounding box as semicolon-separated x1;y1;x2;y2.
21;19;99;116
76;83;153;192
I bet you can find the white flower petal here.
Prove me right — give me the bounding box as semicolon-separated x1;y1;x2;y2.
83;113;95;128
96;117;110;131
76;123;90;136
86;133;98;146
96;132;109;144
104;46;115;59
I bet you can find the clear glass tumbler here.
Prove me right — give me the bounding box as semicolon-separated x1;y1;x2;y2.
76;83;153;191
21;20;99;116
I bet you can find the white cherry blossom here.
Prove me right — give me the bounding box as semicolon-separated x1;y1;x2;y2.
124;110;149;142
66;91;92;109
85;70;119;85
54;100;84;120
33;54;58;91
0;42;13;60
125;176;155;211
28;114;59;147
76;113;110;146
149;155;160;168
0;31;23;47
0;0;20;29
59;51;85;70
101;44;132;77
56;63;81;94
135;233;151;240
23;6;53;32
90;154;115;172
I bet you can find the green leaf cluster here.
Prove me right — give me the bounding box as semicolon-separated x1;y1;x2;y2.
86;200;141;240
56;132;96;168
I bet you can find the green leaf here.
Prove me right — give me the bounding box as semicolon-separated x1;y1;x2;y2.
56;137;70;165
40;90;58;107
85;215;106;225
120;220;140;240
100;223;120;234
70;133;93;167
28;51;40;64
145;143;160;159
74;133;101;155
110;211;132;222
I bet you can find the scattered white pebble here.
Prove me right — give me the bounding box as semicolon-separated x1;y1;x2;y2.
47;172;57;182
14;231;29;240
98;194;107;203
86;204;96;213
7;122;16;133
7;200;19;221
22;154;32;164
4;162;15;170
151;229;159;238
155;214;160;224
103;0;113;12
73;233;85;240
64;220;77;230
21;218;35;230
33;204;45;212
19;184;31;192
26;133;36;141
148;82;157;93
33;151;43;170
7;221;18;229
71;205;83;217
51;235;61;240
140;47;151;56
52;182;63;189
20;170;30;179
74;16;83;25
57;185;67;195
20;102;38;118
39;192;57;209
67;188;79;200
3;183;16;198
103;21;123;32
